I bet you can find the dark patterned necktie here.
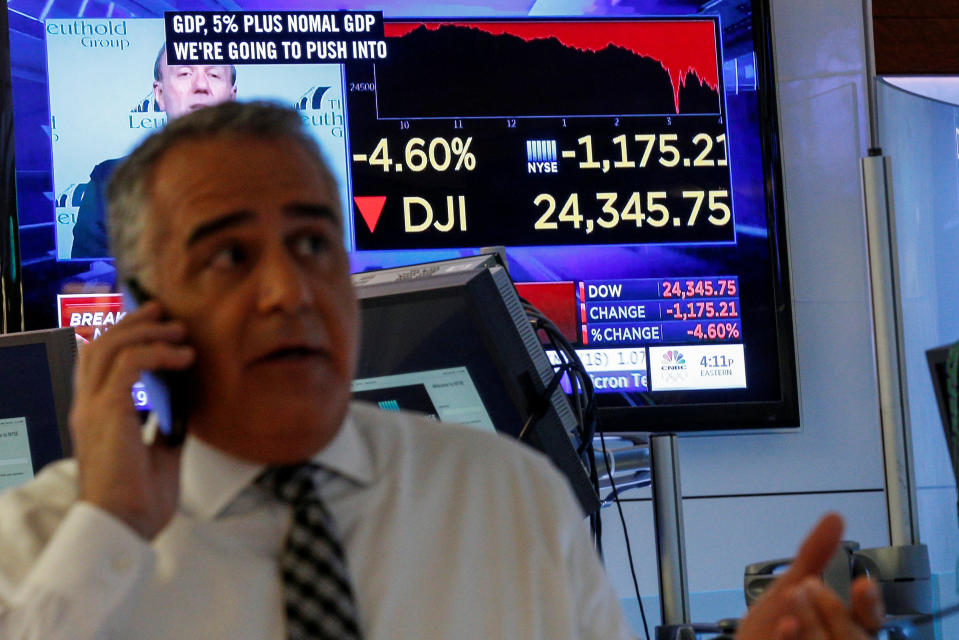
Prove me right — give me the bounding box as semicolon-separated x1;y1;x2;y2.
257;465;363;640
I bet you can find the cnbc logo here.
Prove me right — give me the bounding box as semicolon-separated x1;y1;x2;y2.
661;350;686;367
659;350;688;383
526;139;558;174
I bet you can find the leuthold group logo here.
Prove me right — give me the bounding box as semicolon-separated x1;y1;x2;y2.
659;349;688;384
132;91;162;114
56;183;87;209
129;93;167;130
46;20;131;51
294;85;344;137
54;182;88;237
295;86;331;110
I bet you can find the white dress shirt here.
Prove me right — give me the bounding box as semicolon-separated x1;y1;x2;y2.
0;402;635;639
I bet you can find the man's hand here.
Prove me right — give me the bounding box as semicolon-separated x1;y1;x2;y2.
69;302;195;540
735;513;884;640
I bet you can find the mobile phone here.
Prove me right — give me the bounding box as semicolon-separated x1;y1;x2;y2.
121;279;189;447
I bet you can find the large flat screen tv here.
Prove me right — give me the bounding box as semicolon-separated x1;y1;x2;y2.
5;0;797;433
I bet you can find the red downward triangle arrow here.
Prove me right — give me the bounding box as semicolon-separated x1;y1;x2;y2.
354;196;387;233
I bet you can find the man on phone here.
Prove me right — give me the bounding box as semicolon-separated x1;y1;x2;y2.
70;45;237;259
0;102;880;640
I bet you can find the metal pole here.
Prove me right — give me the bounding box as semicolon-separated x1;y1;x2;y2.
861;0;880;152
650;433;690;626
861;155;919;546
860;0;919;547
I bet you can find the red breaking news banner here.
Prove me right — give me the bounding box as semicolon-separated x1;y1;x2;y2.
58;293;126;343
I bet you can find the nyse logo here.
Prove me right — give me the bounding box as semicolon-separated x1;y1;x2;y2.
526;139;558;174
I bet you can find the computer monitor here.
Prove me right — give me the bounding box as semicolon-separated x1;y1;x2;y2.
352;255;600;515
927;343;958;484
0;327;76;490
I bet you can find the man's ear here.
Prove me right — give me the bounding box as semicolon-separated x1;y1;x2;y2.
230;85;237;100
153;81;166;112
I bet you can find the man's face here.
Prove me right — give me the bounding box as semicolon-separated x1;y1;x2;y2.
144;133;357;463
153;58;236;119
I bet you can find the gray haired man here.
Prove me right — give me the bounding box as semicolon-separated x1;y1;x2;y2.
1;101;635;640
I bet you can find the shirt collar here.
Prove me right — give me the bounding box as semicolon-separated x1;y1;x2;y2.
180;410;374;520
312;411;374;487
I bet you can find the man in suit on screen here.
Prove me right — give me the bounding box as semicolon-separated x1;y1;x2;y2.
70;45;237;259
